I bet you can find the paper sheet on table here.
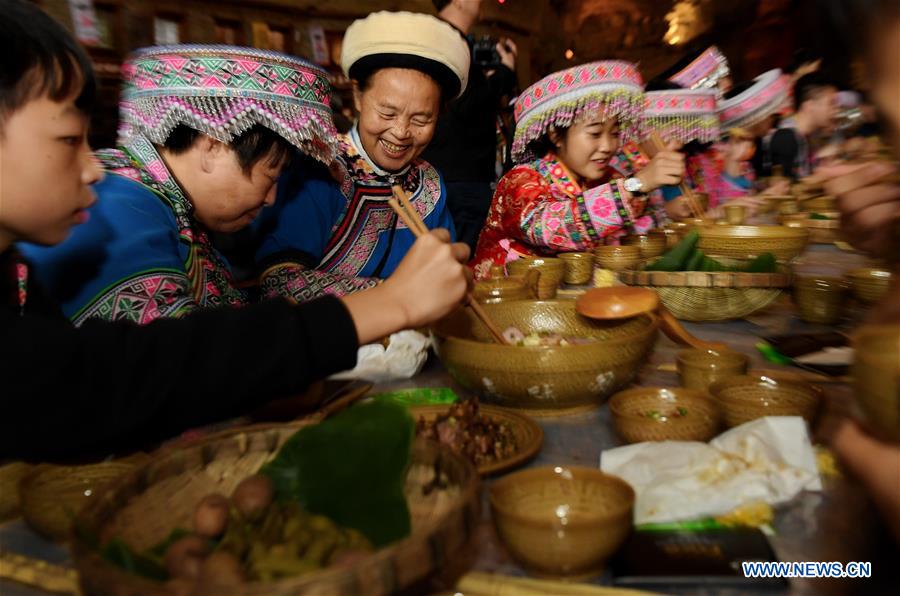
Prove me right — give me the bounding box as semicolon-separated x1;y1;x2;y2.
600;416;822;525
330;330;431;382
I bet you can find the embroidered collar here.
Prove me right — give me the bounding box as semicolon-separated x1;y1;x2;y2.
534;152;583;200
97;133;202;246
348;124;413;179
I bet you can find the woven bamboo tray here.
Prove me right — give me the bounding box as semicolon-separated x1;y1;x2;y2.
619;259;792;321
73;423;481;596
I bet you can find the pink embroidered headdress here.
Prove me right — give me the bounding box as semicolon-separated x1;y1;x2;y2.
641;88;720;144
118;45;338;164
511;60;644;162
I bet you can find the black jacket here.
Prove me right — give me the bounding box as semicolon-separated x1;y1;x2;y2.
0;250;358;460
421;38;518;184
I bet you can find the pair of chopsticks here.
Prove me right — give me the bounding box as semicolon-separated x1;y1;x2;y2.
646;132;706;219
388;185;510;345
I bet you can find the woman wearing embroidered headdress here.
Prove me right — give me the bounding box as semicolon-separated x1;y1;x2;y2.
640;81;720;220
253;11;468;302
18;44;471;330
689;69;792;211
470;61;686;279
18;46;338;323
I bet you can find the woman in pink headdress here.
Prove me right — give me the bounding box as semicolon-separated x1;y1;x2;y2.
471;60;685;279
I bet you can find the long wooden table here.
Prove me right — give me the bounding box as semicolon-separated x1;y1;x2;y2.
2;244;897;595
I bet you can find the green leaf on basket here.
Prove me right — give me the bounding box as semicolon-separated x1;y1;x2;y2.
259;400;414;548
370;387;459;407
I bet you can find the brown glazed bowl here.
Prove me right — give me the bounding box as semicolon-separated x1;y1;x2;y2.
559;252;595;285
490;466;634;578
594;245;642;272
793;276;850;325
508;257;565;299
608;387;721;443
696;225;809;261
623;232;668;259
709;374;823;428
677;348;749;392
432;300;659;415
852;325;900;442
845;268;893;304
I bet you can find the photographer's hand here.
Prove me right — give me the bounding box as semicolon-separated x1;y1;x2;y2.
496;38;517;71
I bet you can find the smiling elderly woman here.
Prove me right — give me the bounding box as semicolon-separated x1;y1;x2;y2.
253;11;469;301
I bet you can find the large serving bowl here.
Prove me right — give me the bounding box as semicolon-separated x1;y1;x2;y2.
853;325;900;442
696;225;809;261
490;466;634;578
432;301;659;415
74;425;480;596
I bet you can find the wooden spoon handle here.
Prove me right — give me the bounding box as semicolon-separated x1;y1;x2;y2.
468;297;510;345
658;306;727;350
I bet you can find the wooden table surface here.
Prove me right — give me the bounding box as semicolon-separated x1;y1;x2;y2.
2;243;897;595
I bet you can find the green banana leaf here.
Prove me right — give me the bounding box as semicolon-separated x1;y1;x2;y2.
260;401;414;548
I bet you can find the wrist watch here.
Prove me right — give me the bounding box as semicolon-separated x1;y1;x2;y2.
623;177;644;195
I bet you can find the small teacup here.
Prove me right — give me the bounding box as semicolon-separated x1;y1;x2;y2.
593;245;642;272
724;204;746;225
677;348;749;392
559;252;594;285
794;276;850;325
508;257;565;299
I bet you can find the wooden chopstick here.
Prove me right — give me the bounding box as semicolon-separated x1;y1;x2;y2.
388;186;510;345
649;132;705;219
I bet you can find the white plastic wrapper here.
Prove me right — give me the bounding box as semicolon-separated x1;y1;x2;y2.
600;416;822;525
330;330;431;382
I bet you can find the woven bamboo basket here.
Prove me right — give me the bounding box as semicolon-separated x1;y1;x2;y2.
619;258;792;321
0;462;32;521
73;423;480;596
19;456;148;541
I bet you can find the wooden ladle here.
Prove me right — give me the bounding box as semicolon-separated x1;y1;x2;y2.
576;287;726;350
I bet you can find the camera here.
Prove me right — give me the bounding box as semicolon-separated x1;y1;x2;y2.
472;35;506;70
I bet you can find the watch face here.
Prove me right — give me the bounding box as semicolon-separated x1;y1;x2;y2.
625;178;641;192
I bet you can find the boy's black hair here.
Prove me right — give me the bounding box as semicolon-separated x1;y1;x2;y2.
162;125;297;175
0;0;96;127
432;0;452;12
793;71;838;111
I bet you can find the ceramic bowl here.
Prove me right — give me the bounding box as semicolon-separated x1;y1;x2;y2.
801;195;838;212
845;268;893;304
676;348;749;392
432;300;659;415
709;374;823;428
608;387;721;443
793;276;850;325
490;466;634;578
594;245;642;272
696;225;809;261
473;266;540;304
559;252;595;285
761;195;795;214
853;325;900;442
623;232;667;259
724;204;747;225
508;257;565;299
